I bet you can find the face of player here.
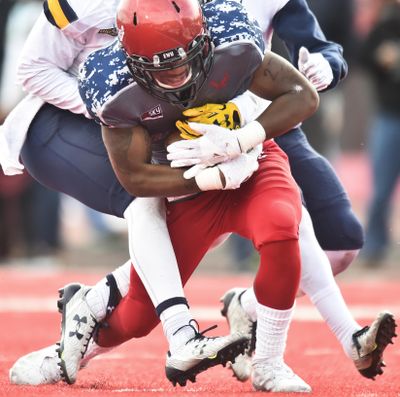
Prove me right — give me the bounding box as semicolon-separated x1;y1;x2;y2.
125;34;213;106
152;64;193;89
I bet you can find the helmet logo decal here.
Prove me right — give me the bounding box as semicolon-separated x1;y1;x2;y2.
140;105;163;121
154;48;187;66
98;27;118;37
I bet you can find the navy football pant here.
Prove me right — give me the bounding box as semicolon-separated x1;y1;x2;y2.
21;104;134;218
275;127;364;251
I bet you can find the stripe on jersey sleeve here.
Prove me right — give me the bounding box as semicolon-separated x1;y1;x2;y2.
43;0;78;29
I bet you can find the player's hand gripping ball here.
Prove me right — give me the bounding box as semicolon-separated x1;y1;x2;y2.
176;102;242;139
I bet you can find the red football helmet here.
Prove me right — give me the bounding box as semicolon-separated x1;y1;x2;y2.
116;0;213;105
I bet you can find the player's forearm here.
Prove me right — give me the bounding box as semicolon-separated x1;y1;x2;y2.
255;87;318;140
250;53;319;139
16;13;89;116
115;163;200;198
18;65;88;115
102;125;200;197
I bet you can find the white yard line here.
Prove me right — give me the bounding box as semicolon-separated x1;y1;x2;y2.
0;297;398;321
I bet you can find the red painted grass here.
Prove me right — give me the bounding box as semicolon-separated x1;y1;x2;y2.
0;268;398;396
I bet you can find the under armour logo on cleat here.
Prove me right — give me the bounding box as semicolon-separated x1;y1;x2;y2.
69;314;87;340
69;330;84;340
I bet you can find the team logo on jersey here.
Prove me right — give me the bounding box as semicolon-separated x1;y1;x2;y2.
210;72;229;90
98;27;118;37
141;105;163;121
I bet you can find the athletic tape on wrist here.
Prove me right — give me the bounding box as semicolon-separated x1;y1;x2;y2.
195;166;224;191
230;93;263;126
236;120;266;153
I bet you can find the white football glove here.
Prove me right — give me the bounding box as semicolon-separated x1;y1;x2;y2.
167;123;241;168
298;47;333;91
167;121;265;168
191;144;262;191
218;144;262;189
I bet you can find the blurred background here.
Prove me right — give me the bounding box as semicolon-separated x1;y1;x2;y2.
0;0;399;279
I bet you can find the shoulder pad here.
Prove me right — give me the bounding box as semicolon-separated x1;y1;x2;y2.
203;0;265;53
43;0;78;29
79;40;135;123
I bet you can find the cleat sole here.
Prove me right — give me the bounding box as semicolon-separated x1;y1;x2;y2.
165;337;248;387
359;312;397;379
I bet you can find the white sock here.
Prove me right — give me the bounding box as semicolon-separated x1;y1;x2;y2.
161;306;195;354
85;280;109;321
299;207;360;357
310;285;360;357
240;288;257;322
85;261;131;321
111;260;131;297
253;303;294;364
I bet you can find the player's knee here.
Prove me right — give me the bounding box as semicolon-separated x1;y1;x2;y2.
338;209;364;250
314;206;364;251
253;200;300;248
325;249;360;276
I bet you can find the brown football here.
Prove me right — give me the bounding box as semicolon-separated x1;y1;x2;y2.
164;130;182;148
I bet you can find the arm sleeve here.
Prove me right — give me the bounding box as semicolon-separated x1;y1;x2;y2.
16;13;89;116
272;0;348;90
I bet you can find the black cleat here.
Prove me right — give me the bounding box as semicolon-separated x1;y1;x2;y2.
352;311;397;379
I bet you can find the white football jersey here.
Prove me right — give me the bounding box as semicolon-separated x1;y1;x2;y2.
16;0;120;115
233;0;290;48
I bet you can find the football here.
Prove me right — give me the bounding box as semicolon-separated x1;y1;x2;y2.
164;130;183;148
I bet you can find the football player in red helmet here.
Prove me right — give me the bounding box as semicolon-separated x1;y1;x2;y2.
117;0;213;104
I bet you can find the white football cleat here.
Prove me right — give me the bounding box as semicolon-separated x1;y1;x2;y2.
9;344;61;385
9;338;111;386
351;310;397;379
57;283;98;384
252;360;311;393
165;321;248;387
220;287;255;381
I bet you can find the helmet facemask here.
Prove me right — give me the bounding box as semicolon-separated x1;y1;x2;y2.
125;32;213;107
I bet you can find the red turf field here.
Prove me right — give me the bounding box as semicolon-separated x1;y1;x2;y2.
0;267;399;397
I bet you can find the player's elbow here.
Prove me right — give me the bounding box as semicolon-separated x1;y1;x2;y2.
123;178;145;197
16;60;42;93
123;173;153;197
300;84;319;119
16;61;31;90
